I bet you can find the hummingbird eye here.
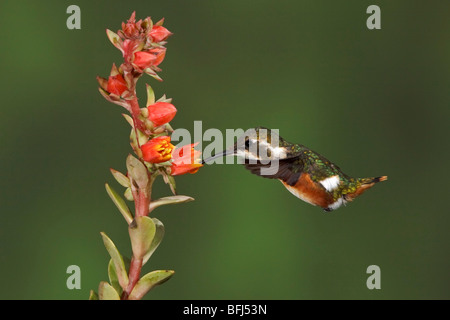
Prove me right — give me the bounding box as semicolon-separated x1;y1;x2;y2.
245;139;250;150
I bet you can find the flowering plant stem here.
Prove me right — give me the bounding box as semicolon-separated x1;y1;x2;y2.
90;11;203;301
122;257;143;300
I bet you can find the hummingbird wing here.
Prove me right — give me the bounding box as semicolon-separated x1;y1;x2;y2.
244;149;348;188
243;156;304;186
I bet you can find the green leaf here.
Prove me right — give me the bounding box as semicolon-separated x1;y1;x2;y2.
165;123;174;133
124;187;134;201
128;270;174;300
100;232;129;290
110;168;130;188
126;155;149;190
154;17;165;27
146;84;155;106
144;68;163;82
156;94;173;103
96;76;108;91
105;183;133;224
167;175;177;195
108;259;122;295
122;113;134;127
89;290;98;300
149;195;194;212
110;63;120;77
98;281;120;300
143;218;165;264
98;87;111;100
128;216;156;263
106;29;122;50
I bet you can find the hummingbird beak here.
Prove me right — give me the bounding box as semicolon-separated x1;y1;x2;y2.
201;149;235;164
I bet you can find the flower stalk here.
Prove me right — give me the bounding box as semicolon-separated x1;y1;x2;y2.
91;11;203;300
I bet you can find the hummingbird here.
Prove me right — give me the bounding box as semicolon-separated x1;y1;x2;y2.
202;127;387;211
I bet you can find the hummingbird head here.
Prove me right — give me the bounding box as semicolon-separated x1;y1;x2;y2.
202;127;289;164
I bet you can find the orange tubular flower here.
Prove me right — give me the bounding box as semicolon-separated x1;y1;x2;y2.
147;102;177;126
141;136;174;163
107;74;128;96
170;143;203;176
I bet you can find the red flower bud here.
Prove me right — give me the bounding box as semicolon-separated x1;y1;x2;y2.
147;102;177;127
107;74;128;96
149;26;172;43
141;136;174;163
170;143;203;176
149;47;166;67
121;11;140;38
121;39;141;62
133;51;158;70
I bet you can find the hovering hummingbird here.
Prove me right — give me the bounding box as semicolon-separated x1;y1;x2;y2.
202;127;387;211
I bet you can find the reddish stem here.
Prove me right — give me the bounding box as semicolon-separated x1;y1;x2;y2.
124;171;153;299
128;97;146;133
121;257;143;300
135;187;150;218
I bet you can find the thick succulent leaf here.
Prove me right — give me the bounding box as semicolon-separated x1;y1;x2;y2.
126;155;149;189
108;259;122;295
96;76;108;91
167;175;177;195
98;281;120;300
142;218;165;264
156;94;173;103
100;232;129;290
105;183;133;224
110;168;131;188
128;216;156;263
106;29;122;50
124;187;134;201
89;290;98;300
122;113;134;127
154;17;165;27
149;195;194;212
146;84;155;106
128;270;174;300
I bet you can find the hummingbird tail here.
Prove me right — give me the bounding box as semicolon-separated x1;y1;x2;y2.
359;176;388;185
344;176;388;202
369;176;388;184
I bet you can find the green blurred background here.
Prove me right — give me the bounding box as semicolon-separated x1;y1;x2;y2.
1;0;449;300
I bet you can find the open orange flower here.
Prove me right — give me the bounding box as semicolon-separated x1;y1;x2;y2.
170;143;203;176
141;136;174;163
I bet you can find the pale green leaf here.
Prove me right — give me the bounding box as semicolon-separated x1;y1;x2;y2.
110;168;130;188
143;218;165;264
124;187;134;201
98;281;120;300
108;259;122;295
168;175;177;195
128;216;156;263
149;195;194;212
144;68;163;81
126;155;149;189
128;270;174;300
105;183;133;224
106;29;122;50
122;113;134;127
100;232;129;290
89;290;98;300
146;84;155;106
